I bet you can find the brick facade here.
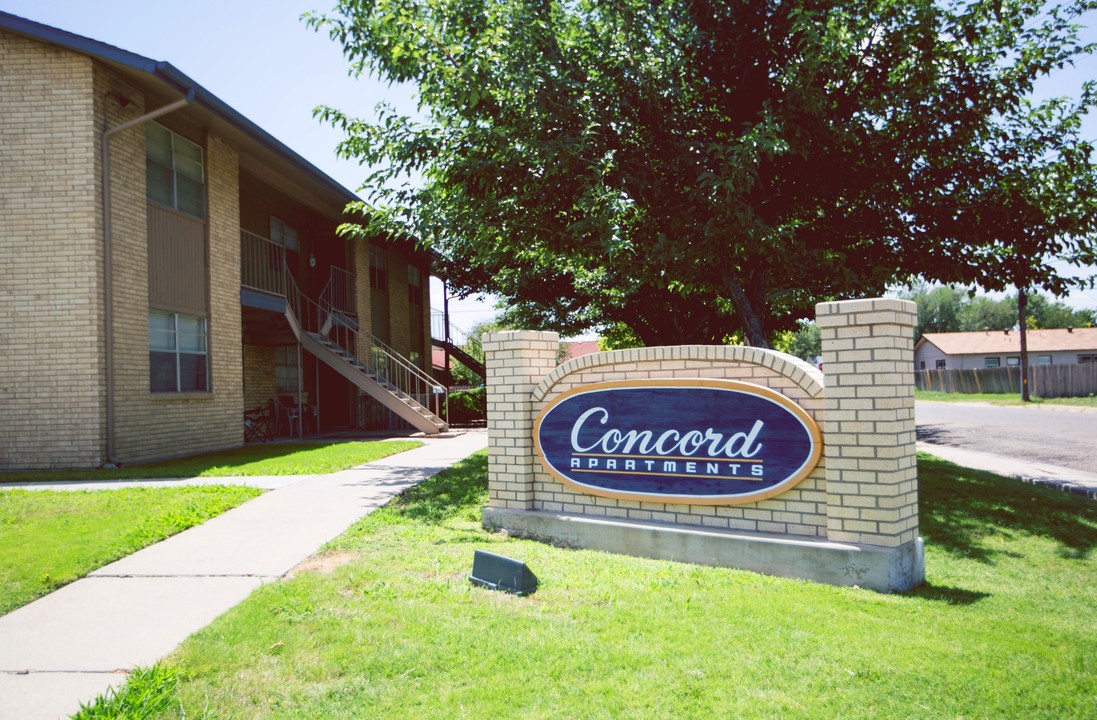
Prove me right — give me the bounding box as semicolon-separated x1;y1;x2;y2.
1;24;434;469
388;248;411;358
242;345;276;410
0;30;103;470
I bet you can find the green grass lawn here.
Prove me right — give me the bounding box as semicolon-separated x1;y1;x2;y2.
916;389;1097;408
0;440;422;483
76;451;1097;719
0;486;261;616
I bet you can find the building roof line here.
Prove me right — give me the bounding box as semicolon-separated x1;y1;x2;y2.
0;10;359;208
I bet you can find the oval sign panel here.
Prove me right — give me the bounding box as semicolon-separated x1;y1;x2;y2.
534;379;822;505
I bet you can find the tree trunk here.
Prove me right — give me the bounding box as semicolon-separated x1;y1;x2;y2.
724;275;772;348
1018;287;1030;402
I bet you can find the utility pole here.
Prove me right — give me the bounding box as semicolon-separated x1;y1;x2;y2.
1018;287;1031;402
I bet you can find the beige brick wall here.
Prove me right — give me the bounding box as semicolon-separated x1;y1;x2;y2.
484;331;562;510
353;239;373;360
242;344;276;409
818;298;919;547
106;66;244;463
421;265;432;373
524;345;828;537
485;308;921;548
388;248;410;358
0;30;104;469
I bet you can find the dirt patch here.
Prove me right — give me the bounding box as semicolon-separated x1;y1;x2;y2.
284;550;360;579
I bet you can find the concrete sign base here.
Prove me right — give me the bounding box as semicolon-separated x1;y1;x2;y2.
483;507;925;593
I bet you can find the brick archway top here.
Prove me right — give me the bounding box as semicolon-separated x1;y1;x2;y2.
532;345;824;402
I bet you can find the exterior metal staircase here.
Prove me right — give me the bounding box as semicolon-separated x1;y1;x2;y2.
242;230;448;434
430;310;485;381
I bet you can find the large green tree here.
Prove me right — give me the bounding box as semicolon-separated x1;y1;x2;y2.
309;0;1097;347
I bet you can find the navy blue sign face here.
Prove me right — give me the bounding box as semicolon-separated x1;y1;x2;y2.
534;379;822;505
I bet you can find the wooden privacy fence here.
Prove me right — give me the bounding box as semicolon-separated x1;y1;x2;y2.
916;364;1097;398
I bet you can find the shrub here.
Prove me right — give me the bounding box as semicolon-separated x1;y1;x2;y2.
448;386;486;424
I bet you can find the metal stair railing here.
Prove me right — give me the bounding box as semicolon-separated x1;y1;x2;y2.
319;265;357;317
430;309;484;366
242;228;446;428
288;273;446;422
368;334;448;421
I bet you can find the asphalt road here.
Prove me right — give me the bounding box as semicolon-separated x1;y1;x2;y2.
915;401;1097;473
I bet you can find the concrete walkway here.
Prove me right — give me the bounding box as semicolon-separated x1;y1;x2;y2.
918;441;1097;499
0;430;487;720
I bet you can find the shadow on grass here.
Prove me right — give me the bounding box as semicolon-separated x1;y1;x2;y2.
919;454;1097;563
389;452;489;524
907;582;990;605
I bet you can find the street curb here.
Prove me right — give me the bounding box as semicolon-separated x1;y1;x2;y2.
1015;475;1097;501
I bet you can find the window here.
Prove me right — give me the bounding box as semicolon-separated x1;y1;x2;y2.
270;217;299;252
369;245;387;291
984;357;1001;368
935;359;947;369
149;310;208;392
146;123;204;218
1038;355;1052;365
1006;357;1020;367
407;265;422;305
1079;354;1096;364
275;347;299;393
919;361;926;370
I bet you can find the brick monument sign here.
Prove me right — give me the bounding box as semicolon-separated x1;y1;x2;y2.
481;298;923;592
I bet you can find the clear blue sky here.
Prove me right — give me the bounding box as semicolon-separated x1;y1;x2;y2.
3;0;1095;320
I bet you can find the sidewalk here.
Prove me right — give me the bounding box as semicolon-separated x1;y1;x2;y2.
0;430;488;720
917;441;1097;499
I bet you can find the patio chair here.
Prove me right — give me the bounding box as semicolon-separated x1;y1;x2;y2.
244;402;274;442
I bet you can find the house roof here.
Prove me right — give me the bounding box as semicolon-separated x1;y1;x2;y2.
563;340;602;362
917;328;1097;356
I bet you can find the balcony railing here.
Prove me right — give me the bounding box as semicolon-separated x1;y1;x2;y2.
241;229;286;296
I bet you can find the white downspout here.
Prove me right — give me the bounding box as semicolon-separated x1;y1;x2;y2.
101;90;195;466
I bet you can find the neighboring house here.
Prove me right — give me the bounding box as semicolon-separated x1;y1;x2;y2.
914;328;1097;371
1;12;445;471
562;340;602;363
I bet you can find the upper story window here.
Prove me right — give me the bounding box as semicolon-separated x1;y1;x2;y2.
407;265;422;305
369;245;387;291
146;123;205;218
270;217;299;252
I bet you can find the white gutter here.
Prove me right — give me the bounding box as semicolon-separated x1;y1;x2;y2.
101;90;195;466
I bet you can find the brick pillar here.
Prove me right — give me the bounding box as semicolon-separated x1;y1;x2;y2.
817;298;919;548
353;239;372;360
483;330;560;510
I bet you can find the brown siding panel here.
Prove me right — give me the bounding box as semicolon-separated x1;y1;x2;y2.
147;203;207;315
